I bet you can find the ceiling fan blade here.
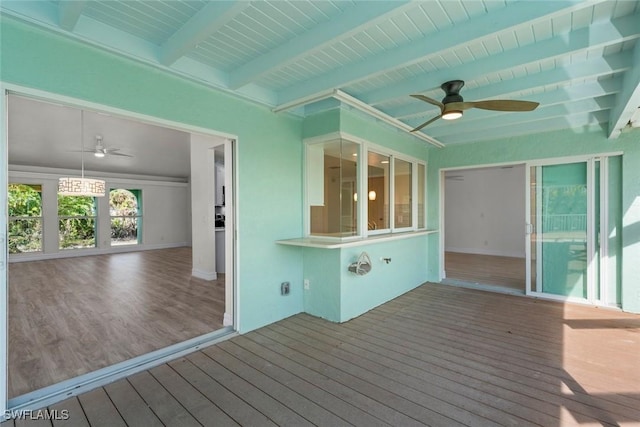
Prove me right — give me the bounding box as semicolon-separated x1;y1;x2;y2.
410;94;444;109
467;99;539;112
109;152;133;157
410;114;442;132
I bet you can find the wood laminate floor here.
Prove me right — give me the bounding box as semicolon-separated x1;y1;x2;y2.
2;283;639;426
8;247;225;398
445;251;525;291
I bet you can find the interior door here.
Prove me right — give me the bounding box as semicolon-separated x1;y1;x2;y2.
527;161;589;299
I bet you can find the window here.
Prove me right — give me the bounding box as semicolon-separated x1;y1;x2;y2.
8;183;43;254
367;151;390;231
58;194;96;250
306;135;426;239
417;163;426;229
110;189;141;245
308;138;359;237
394;158;412;229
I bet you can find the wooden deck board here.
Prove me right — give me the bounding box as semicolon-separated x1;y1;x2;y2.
203;343;355;427
50;398;89;427
127;371;201;427
168;357;277;426
8;283;639;427
258;325;470;426
146;364;239;427
187;351;313;426
102;379;162;427
230;334;397;426
76;388;126;427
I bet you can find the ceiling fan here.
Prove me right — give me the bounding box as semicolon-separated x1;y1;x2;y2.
81;135;133;158
410;80;539;132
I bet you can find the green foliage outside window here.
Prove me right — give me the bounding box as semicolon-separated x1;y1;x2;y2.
8;184;42;254
110;189;140;244
58;194;96;249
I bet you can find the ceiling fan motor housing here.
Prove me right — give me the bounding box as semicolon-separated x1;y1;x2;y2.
441;80;465;104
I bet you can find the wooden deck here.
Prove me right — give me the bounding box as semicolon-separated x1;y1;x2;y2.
3;283;639;426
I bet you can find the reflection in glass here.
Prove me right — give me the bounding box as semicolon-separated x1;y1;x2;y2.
309;139;358;237
367;151;389;231
394;158;412;228
531;162;588;298
417;163;426;229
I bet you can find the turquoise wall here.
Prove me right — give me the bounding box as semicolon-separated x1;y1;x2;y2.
302;247;342;320
428;128;640;313
0;16;304;332
339;236;428;322
299;108;432;322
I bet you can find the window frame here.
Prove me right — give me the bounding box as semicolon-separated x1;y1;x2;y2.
304;132;427;240
7;183;44;254
57;194;98;250
109;188;142;246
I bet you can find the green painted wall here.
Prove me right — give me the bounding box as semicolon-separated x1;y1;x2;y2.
339;236;428;322
301;247;341;321
0;16;304;332
339;108;430;161
428;128;640;313
299;108;432;322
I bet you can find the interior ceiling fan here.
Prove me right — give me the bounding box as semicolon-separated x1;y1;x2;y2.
81;135;133;158
410;80;539;132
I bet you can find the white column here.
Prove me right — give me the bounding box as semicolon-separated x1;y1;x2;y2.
190;135;216;280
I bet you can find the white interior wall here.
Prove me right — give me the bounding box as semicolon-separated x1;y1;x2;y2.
8;167;190;261
444;164;526;258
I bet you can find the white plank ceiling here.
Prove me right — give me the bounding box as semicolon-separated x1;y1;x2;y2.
2;0;639;146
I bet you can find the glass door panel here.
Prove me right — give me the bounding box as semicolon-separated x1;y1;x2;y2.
529;162;588;298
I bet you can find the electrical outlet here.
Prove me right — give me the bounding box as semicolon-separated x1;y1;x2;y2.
281;282;290;295
304;279;310;290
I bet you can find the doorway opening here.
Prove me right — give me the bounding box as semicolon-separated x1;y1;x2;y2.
3;90;237;406
442;164;526;294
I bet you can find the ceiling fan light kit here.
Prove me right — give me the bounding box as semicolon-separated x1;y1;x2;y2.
442;110;462;120
58;111;106;197
410;79;539;132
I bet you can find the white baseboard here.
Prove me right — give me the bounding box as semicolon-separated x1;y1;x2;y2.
8;242;189;263
445;247;525;259
192;268;217;281
223;312;233;326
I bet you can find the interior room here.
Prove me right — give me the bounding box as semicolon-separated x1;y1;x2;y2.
443;165;526;293
1;1;639;424
7;95;231;398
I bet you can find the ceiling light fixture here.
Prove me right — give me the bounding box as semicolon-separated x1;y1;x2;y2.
442;110;463;120
94;135;106;158
58;111;106;197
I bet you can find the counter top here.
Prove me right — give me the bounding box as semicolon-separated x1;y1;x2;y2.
276;229;437;249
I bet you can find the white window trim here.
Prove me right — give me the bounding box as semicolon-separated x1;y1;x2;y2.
304;132;427;240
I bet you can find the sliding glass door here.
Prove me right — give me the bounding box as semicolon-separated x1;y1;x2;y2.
526;156;621;306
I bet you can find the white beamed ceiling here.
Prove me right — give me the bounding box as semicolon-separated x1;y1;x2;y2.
2;0;639;146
